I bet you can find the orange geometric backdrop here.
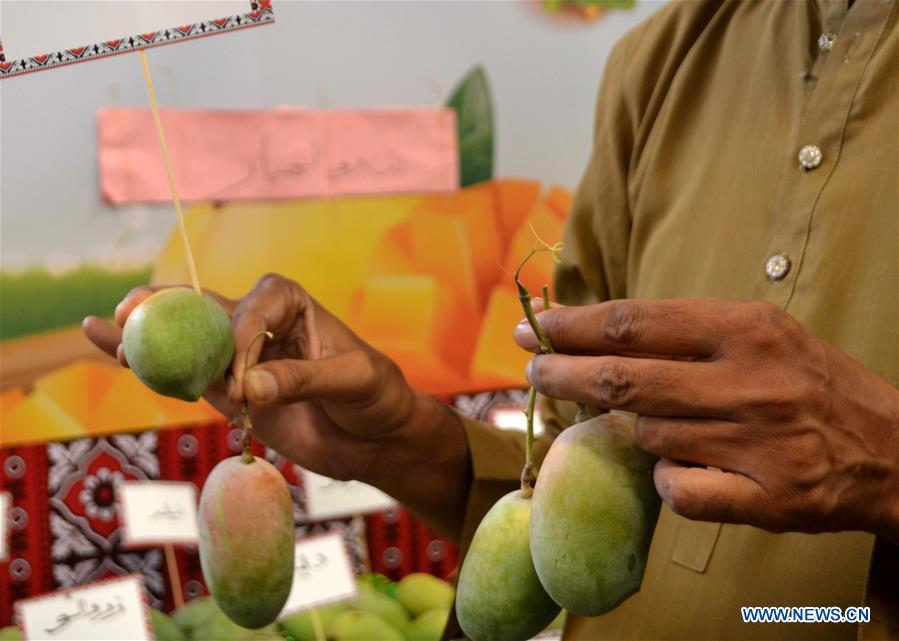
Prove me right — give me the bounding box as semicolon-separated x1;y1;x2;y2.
1;179;570;446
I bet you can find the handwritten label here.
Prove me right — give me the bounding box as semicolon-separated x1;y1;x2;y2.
97;107;458;203
117;481;199;547
302;469;396;522
17;574;151;641
279;532;358;618
0;492;10;561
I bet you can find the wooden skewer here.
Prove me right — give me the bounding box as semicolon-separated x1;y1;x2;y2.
138;50;201;295
164;543;185;609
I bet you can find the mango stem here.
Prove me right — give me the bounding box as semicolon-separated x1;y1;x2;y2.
520;385;538;496
514;252;589;492
514;249;556;356
240;406;254;464
514;248;561;493
239;330;274;464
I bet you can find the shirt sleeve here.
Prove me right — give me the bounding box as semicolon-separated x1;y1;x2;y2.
455;36;640;558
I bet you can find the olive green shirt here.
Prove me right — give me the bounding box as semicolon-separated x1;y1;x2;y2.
454;0;898;639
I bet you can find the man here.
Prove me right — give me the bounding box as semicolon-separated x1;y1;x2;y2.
84;0;898;638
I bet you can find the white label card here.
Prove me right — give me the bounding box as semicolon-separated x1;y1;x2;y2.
117;481;199;547
302;469;396;521
0;492;10;561
17;574;152;641
279;531;358;618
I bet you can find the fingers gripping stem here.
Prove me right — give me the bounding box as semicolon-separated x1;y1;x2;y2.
240;330;274;463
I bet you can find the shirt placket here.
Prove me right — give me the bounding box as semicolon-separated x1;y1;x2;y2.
752;0;895;309
670;0;895;577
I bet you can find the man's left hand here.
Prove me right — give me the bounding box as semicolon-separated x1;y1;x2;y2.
514;299;899;542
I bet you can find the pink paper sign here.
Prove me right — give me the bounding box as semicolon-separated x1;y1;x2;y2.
98;107;459;203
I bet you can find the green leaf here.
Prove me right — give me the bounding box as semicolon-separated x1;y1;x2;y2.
446;66;495;187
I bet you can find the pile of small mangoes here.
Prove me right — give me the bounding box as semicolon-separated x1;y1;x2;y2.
144;574;455;641
278;573;454;641
0;571;565;641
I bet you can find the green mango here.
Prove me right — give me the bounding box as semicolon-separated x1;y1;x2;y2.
171;597;281;641
348;583;409;630
198;456;295;629
171;597;221;638
405;609;449;641
0;626;21;641
456;490;560;641
122;287;234;401
530;413;660;616
278;603;346;641
358;572;398;599
545;609;567;632
330;610;405;641
396;573;453;617
150;608;188;641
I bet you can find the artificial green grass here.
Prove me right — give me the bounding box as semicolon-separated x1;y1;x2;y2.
0;265;153;341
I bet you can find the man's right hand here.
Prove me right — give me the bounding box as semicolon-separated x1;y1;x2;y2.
82;274;467;503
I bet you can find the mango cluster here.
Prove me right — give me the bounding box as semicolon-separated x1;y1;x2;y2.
456;413;661;641
149;598;282;641
280;573;452;641
144;573;506;641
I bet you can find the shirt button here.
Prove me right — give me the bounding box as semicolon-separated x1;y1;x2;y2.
766;254;792;281
818;32;836;52
798;144;823;170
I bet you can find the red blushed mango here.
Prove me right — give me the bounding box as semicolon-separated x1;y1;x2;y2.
198;456;295;629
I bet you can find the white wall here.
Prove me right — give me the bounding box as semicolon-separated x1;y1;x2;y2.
0;0;664;269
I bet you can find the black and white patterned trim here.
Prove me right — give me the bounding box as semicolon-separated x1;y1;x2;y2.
0;1;273;78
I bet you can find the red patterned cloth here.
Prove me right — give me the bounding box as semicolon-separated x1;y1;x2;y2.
1;416;463;623
1;390;527;623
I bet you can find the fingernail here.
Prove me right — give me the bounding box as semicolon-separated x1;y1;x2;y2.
246;369;277;403
525;359;534;384
113;301;127;325
657;472;673;504
658;480;672;504
514;318;537;346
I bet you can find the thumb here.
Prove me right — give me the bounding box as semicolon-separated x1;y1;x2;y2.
243;350;380;406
